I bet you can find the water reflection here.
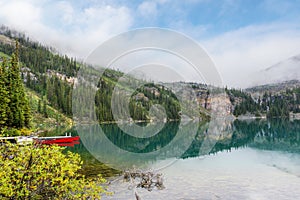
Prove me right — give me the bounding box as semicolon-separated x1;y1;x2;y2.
101;122;179;153
102;119;300;200
68;119;300;177
246;119;300;152
75;121;198;171
97;119;300;162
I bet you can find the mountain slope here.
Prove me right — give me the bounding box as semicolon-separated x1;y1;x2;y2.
0;27;185;124
250;54;300;87
26;88;72;134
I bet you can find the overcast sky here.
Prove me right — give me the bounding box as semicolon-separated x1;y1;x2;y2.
1;0;300;88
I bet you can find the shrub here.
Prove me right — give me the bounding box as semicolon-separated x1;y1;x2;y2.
0;143;108;199
1;127;21;137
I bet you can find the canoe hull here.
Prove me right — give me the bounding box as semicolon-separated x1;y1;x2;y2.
35;136;80;145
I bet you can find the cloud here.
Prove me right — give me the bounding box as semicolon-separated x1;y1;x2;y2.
0;0;42;27
138;1;158;18
56;1;74;25
0;0;133;58
203;22;300;88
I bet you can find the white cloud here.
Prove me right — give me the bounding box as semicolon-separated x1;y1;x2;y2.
138;1;158;18
203;23;300;88
0;0;133;59
0;0;42;28
57;1;74;25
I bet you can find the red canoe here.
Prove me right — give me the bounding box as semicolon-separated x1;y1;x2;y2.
35;136;80;145
56;141;80;147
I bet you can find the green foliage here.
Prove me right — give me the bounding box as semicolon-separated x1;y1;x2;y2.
0;26;76;117
0;143;108;199
0;127;21;137
42;100;48;118
0;58;10;127
266;95;290;118
227;88;259;116
94;70;181;122
227;87;298;118
129;83;181;121
37;99;41;113
25;88;73;132
46;76;73;116
0;42;31;133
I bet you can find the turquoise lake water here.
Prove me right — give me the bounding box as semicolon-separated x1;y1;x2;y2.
66;119;300;199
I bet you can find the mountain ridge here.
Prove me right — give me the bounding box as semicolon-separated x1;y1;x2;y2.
249;54;300;87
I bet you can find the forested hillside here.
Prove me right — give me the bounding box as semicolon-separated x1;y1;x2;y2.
0;26;76;118
0;42;72;136
226;83;300;118
0;26;183;130
95;77;181;122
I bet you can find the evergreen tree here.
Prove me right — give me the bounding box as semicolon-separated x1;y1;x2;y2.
26;71;31;87
43;100;48;118
2;41;30;129
0;58;10;130
38;99;42;113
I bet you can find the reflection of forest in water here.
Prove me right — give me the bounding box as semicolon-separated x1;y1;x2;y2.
184;119;300;158
67;119;300;177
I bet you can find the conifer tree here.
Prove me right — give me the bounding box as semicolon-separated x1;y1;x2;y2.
0;58;10;130
38;99;42;113
43;100;48;118
5;41;31;128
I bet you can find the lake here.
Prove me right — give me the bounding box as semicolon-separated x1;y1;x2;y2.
65;119;300;199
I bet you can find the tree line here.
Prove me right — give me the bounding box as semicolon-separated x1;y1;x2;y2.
226;87;300;118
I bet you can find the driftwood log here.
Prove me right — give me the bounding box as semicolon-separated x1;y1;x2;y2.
123;170;165;200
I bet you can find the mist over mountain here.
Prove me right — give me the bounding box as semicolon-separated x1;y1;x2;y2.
248;54;300;88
